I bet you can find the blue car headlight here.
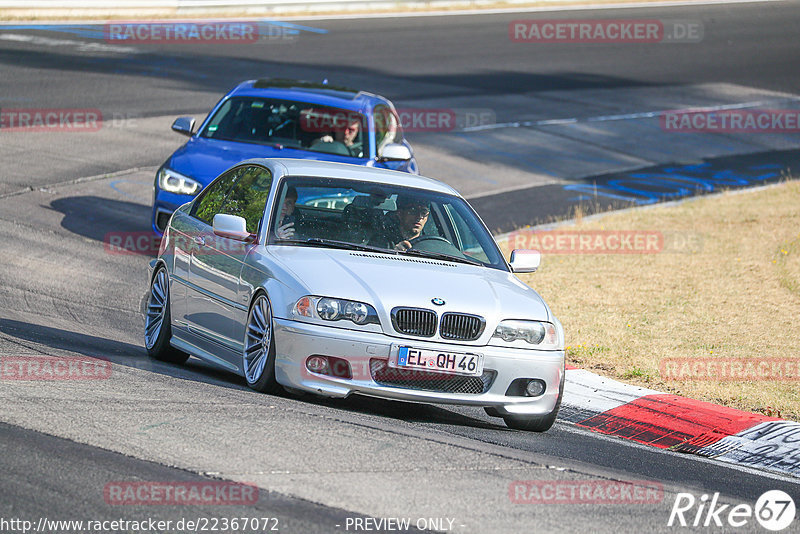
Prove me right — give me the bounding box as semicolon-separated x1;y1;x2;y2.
157;167;201;196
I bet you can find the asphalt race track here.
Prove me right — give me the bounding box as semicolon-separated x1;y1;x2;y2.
1;2;799;532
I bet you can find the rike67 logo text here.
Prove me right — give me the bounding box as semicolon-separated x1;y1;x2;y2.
668;490;795;531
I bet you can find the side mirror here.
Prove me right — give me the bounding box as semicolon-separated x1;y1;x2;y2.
213;214;251;242
171;117;196;137
509;249;540;273
378;143;412;162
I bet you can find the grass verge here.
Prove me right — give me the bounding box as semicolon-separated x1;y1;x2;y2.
499;180;800;420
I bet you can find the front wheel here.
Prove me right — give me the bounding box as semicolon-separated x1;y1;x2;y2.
243;293;282;394
502;374;564;432
144;267;189;364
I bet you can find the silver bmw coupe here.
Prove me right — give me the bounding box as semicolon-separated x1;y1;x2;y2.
145;159;565;431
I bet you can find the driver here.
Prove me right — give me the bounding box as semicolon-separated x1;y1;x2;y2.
370;195;430;251
315;117;362;157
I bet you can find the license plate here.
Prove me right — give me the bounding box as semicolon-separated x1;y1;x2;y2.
392;347;483;376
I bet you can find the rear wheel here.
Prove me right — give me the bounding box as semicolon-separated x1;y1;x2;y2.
144;267;189;364
502;374;564;432
243;293;282;394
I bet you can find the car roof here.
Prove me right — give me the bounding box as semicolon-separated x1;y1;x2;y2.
240;158;460;196
228;79;386;111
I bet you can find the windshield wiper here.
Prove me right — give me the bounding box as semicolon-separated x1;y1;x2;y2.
401;248;483;266
276;238;483;265
276;238;396;255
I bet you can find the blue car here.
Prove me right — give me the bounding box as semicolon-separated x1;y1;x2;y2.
152;78;418;234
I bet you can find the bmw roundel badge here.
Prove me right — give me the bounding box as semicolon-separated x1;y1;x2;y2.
431;298;445;306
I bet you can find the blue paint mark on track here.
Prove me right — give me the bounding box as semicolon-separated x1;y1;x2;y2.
457;150;799;233
565;161;786;205
110;179;150;203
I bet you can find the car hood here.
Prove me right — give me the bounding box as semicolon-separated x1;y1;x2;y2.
167;137;368;185
266;246;550;334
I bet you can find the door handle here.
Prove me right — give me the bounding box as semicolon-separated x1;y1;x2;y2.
194;236;205;246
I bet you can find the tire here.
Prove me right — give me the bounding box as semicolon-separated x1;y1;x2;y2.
243;292;282;394
144;266;189;364
502;373;565;432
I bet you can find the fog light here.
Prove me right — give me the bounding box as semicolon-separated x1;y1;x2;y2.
306;356;329;374
525;379;546;397
327;357;353;379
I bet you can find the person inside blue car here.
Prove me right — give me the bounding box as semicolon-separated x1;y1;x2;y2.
312;116;363;157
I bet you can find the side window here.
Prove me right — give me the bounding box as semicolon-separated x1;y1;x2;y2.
191;167;242;225
374;105;400;154
444;203;491;264
445;204;480;250
218;166;273;234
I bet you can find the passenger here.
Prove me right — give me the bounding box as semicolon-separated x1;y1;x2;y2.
275;187;300;239
371;195;430;251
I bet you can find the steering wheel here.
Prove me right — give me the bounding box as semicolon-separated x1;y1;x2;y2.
347;141;364;158
407;235;467;257
311;140;351;156
409;235;451;246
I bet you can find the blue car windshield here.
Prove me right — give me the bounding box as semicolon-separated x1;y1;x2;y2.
200;97;367;158
270;177;508;271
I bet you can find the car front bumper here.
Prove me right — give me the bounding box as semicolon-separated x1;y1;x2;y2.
273;318;564;416
152;190;197;235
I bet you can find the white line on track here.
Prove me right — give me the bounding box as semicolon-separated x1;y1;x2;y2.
0;0;783;24
278;0;783;21
461;97;800;132
0;32;138;53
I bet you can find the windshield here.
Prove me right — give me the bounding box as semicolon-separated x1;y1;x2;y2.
269;177;507;270
199;97;367;158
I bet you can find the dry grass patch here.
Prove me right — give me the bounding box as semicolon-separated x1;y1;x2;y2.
500;180;800;420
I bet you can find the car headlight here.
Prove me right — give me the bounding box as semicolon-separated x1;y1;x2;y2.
491;320;560;349
293;296;379;326
157;167;201;196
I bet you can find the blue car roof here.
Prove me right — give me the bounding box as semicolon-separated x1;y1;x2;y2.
227;79;387;112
